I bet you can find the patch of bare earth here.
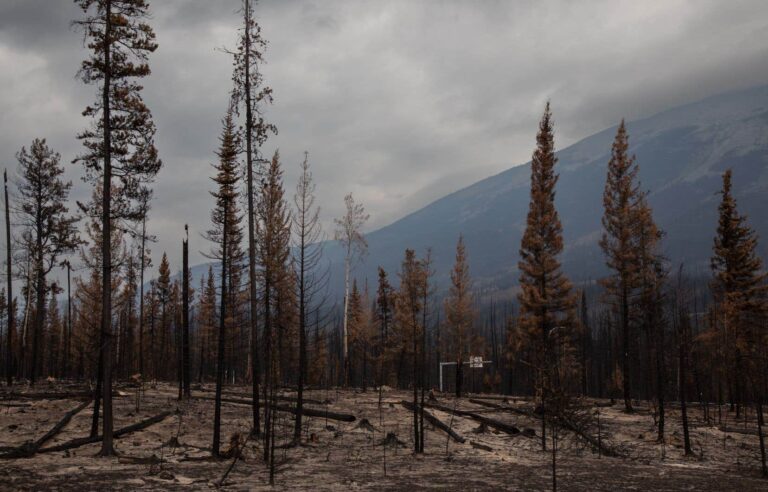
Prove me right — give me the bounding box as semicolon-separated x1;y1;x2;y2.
1;383;766;490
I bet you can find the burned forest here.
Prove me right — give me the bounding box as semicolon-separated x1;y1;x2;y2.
2;1;768;490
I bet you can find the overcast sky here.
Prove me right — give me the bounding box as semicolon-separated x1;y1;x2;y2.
1;0;767;276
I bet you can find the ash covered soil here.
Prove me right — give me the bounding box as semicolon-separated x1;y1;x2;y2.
1;383;766;490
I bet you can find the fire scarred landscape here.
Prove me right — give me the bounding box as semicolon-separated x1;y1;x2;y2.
1;383;767;490
2;1;768;491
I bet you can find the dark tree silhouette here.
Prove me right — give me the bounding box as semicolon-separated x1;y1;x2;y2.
292;152;325;442
231;0;277;438
73;0;161;456
204;104;242;458
15;139;80;385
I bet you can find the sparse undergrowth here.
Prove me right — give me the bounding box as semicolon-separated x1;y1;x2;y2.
1;383;766;491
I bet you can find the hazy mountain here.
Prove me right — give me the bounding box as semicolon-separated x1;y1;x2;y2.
323;84;768;293
184;85;768;296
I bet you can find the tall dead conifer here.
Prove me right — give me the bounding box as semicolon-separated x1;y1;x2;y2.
73;0;161;455
517;103;577;451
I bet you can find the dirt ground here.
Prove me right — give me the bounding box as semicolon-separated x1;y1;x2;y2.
1;382;767;491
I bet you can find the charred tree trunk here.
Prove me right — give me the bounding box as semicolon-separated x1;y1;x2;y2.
295;256;307;442
679;311;692;456
243;0;261;438
212;211;228;458
98;0;116;457
262;277;272;462
4;171;13;387
655;314;665;442
182;229;190;398
63;261;72;378
91;347;103;438
757;400;767;477
621;281;632;412
138;215;146;378
456;361;463;398
30;245;45;385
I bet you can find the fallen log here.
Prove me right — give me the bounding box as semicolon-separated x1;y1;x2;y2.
560;415;622;457
1;400;91;459
194;395;356;422
469;398;533;417
38;411;172;454
401;400;465;443
463;394;533;402
425;402;521;436
194;387;326;406
470;399;621;456
1;391;126;401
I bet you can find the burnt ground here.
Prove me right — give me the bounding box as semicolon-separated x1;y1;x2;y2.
1;382;767;491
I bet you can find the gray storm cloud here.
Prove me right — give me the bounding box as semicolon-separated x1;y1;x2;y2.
1;0;767;277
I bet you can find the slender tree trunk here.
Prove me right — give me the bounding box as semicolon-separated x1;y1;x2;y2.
176;297;182;399
262;277;272;462
419;310;426;452
581;293;589;396
138;216;146;378
125;271;134;377
150;301;156;382
197;294;201;384
243;0;261;438
98;0;116;456
31;252;45;385
268;351;277;485
621;280;632;412
342;254;350;387
552;422;557;492
456;361;462;398
212;212;228;458
757;400;767;477
91;347;103;438
160;302;167;381
540;296;548;452
182;231;190;398
412;314;420;453
4;171;12;386
655;314;665;442
679;318;692;456
295;237;307;441
63;262;71;378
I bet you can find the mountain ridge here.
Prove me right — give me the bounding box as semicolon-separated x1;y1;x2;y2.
325;84;768;292
179;84;768;296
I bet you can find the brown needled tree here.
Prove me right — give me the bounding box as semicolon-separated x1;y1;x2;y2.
204;103;242;458
517;103;577;452
599;120;642;413
395;248;428;453
710;169;768;469
635;195;667;441
256;150;291;476
73;0;161;456
444;234;474;398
